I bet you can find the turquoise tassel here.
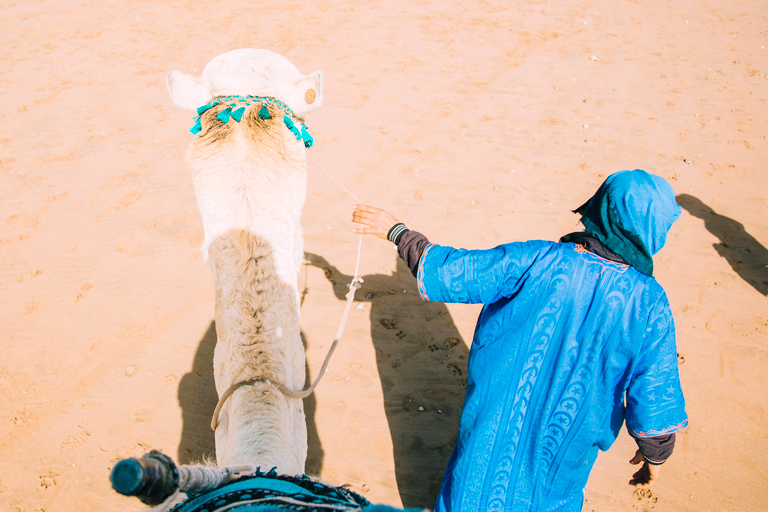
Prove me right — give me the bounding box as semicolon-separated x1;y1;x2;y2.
191;97;311;144
301;125;313;148
217;107;232;123
283;116;301;141
190;117;202;134
231;107;245;122
196;103;214;115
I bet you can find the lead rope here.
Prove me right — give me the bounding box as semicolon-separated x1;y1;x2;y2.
211;150;365;431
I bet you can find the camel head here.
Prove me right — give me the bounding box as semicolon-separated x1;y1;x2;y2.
167;49;323;118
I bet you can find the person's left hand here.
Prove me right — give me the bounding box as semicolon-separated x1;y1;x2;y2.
628;450;662;488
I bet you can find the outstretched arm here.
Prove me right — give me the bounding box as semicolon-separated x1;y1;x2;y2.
353;205;553;304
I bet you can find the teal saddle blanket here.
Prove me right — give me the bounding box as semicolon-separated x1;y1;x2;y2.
169;470;420;512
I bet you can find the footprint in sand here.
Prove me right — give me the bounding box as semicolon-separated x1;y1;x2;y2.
75;282;94;302
443;337;461;349
39;469;60;488
379;318;397;330
447;363;463;377
633;488;659;509
60;426;91;452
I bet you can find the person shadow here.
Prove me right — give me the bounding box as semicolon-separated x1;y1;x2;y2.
677;194;768;296
305;253;469;508
176;321;325;474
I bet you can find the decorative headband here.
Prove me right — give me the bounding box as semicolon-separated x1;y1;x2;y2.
189;95;313;148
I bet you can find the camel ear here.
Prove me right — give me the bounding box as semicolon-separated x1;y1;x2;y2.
167;70;211;110
296;70;323;113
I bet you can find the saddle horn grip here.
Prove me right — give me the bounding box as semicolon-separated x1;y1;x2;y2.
110;451;179;506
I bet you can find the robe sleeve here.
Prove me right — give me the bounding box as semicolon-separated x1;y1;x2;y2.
416;241;553;304
625;296;688;438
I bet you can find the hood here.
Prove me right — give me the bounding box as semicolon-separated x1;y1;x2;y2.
575;169;681;276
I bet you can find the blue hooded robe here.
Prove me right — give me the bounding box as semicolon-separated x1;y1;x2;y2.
422;170;688;511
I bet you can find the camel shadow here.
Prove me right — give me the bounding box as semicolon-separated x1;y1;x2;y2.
677;194;768;295
306;253;468;508
177;321;218;464
176;321;325;473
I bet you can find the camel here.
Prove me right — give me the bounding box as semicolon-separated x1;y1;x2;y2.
167;49;323;473
110;50;412;511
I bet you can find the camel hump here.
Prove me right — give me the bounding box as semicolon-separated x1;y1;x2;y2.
210;229;277;284
209;228;297;320
209;228;301;379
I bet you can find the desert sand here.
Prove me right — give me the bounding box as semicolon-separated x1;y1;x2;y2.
1;0;766;510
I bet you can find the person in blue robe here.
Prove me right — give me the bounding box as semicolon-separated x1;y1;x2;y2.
352;170;688;511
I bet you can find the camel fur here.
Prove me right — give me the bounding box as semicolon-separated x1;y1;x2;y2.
167;49;323;475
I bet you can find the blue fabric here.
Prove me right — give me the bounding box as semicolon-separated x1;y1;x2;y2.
418;241;687;511
575;170;681;276
364;507;424;512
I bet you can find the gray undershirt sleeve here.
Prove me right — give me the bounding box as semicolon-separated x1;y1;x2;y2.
388;226;429;278
633;433;676;465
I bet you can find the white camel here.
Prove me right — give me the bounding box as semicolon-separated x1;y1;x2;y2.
167;49;323;474
110;50;414;512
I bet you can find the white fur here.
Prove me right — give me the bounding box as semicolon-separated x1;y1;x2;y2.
190;135;307;292
168;49;323;118
167;49;321;475
209;229;307;472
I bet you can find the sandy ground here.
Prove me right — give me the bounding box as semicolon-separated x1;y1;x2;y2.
1;0;767;510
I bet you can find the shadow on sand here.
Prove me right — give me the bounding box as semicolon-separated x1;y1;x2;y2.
677;194;768;296
306;253;469;508
177;322;217;464
176;321;325;473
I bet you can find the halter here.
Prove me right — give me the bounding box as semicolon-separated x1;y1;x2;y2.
190;95;314;148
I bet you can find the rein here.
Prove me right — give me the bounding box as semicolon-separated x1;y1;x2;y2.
211;148;366;432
